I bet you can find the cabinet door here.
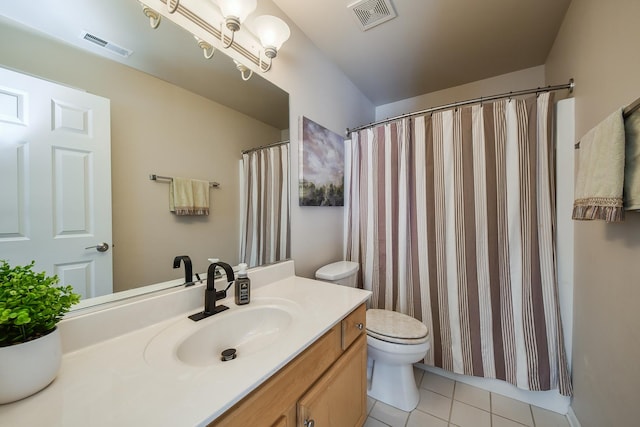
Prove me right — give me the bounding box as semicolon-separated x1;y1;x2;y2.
297;335;367;427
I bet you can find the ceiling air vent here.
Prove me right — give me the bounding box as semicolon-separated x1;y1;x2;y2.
80;31;133;58
348;0;397;31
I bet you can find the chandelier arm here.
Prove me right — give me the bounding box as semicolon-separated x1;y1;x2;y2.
221;23;235;49
259;54;272;73
167;0;179;14
241;69;253;81
203;45;215;59
142;6;161;29
150;15;160;29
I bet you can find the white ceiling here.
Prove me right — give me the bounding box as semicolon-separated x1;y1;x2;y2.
273;0;571;105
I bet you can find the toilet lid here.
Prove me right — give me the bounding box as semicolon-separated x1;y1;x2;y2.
366;309;429;344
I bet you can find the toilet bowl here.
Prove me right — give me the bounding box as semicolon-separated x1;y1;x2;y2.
315;261;430;412
365;309;429;411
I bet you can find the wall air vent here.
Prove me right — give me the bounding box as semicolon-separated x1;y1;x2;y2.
348;0;397;31
80;31;133;58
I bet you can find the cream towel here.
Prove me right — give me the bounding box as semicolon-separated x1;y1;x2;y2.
572;108;625;222
624;107;640;210
170;177;210;216
191;179;210;216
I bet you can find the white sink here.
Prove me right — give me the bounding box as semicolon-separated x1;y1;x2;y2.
144;298;302;368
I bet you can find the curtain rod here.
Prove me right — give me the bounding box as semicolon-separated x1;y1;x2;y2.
346;79;575;136
241;140;289;155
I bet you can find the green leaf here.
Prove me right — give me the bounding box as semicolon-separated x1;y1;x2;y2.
0;260;80;346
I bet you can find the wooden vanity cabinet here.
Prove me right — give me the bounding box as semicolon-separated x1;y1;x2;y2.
209;304;367;427
297;335;366;427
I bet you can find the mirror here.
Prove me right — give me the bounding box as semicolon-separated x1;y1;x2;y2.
0;0;290;309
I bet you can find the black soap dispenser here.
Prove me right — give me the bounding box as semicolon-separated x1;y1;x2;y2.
235;263;250;305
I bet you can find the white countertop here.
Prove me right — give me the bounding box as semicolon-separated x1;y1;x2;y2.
0;270;370;426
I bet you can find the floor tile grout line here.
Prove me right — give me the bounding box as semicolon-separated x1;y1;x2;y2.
452;394;492;412
367;412;392;427
530;403;536;427
420;374;456;399
449;380;457;422
490;391;493;427
412;407;450;425
402;403;409;427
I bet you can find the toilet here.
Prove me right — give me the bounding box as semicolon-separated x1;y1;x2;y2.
315;261;430;412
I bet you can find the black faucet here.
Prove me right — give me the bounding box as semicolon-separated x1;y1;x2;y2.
189;261;235;321
173;255;193;286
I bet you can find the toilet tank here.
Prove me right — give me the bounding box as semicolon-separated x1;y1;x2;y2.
314;261;360;287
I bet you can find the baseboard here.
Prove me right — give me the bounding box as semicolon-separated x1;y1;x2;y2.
566;407;582;427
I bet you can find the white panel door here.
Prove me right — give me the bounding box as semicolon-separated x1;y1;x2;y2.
0;67;112;298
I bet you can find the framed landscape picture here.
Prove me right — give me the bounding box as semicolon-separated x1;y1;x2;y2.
299;116;344;206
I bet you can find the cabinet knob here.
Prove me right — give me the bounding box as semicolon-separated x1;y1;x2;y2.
356;322;364;330
304;419;315;427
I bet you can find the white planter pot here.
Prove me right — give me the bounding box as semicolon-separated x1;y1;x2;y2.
0;327;62;404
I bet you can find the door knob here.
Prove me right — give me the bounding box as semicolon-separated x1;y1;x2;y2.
304;419;315;427
85;242;109;252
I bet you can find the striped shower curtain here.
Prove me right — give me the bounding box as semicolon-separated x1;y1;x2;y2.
345;93;572;395
240;144;290;267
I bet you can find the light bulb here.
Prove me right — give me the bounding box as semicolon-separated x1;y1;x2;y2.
252;15;290;58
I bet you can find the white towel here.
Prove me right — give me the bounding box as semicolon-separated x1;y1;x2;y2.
572;108;625;222
624;107;640;210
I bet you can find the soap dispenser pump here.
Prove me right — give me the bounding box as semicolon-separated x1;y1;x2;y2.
235;263;250;305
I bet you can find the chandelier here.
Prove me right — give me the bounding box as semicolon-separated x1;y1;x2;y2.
140;0;291;80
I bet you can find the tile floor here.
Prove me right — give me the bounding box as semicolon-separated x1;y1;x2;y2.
364;368;570;427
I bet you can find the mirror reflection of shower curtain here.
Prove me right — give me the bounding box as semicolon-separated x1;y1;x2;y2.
240;143;290;267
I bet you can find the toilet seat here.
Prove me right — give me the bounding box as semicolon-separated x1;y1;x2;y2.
366;309;429;345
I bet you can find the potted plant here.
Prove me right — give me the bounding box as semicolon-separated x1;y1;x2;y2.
0;260;80;404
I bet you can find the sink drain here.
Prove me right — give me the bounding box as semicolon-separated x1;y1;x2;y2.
221;348;237;361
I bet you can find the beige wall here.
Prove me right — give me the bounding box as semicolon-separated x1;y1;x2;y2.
376;65;546;120
0;24;281;291
235;1;376;278
545;0;640;425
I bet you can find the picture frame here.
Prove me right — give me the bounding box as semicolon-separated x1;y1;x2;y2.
298;116;345;206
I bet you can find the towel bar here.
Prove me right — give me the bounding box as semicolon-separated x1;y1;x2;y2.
624;97;640;118
149;174;220;188
574;97;640;150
